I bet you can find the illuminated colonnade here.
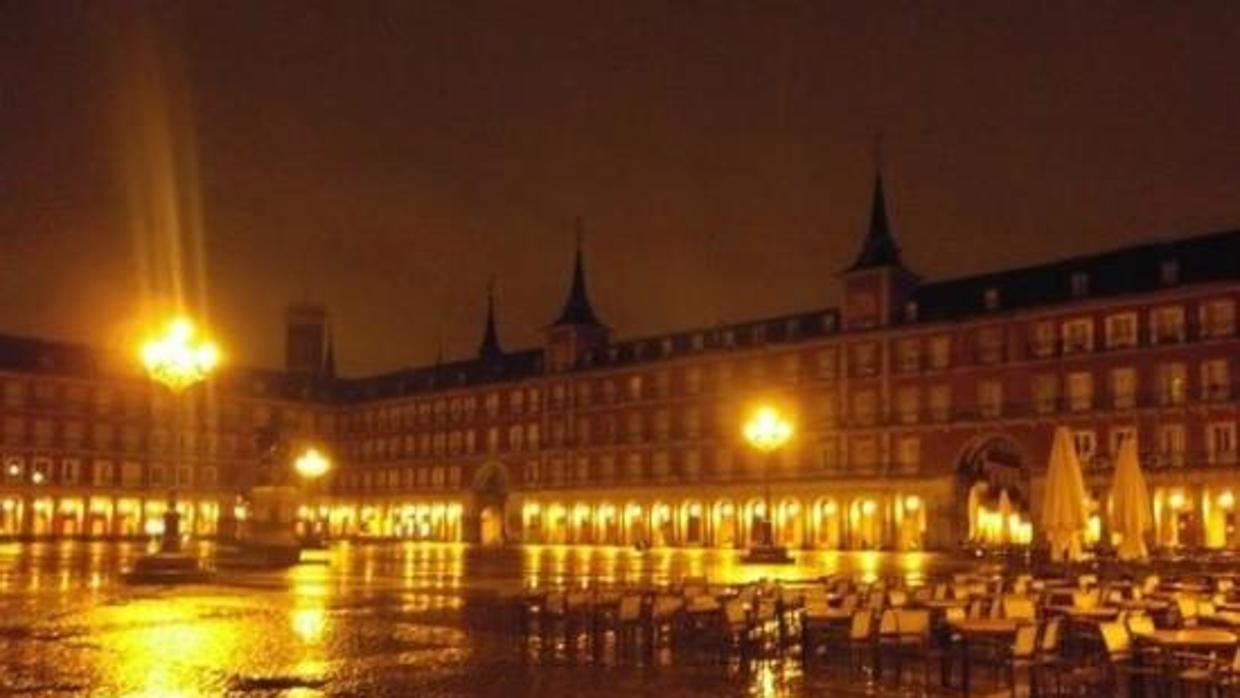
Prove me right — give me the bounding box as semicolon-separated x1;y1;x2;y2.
0;494;220;539
299;498;466;542
1150;485;1238;550
518;490;931;550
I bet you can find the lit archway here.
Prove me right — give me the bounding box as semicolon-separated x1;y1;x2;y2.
813;497;842;549
681;500;705;546
954;435;1031;548
713;499;738;548
470;462;510;545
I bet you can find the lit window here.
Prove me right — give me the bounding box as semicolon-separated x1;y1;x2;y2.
1200;299;1236;338
1104;313;1138;349
1206;422;1237;464
1061;318;1094;354
1150;306;1186;344
1030;321;1056;358
1157;362;1188;406
1072;430;1097;464
1109;426;1137;457
1158;424;1186;466
1201;359;1230;402
1110;367;1137;409
1067;371;1093;412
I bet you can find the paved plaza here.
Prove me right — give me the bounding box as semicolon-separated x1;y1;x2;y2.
0;542;990;697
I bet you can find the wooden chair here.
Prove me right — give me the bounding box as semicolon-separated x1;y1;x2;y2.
1001;623;1039;696
1003;595;1037;622
843;610;876;682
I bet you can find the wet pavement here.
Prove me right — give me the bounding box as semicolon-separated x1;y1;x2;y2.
0;541;986;696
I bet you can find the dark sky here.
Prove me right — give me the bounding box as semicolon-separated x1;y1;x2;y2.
3;1;1240;375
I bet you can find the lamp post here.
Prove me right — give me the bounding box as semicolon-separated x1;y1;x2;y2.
741;404;795;564
139;316;220;554
294;447;331;545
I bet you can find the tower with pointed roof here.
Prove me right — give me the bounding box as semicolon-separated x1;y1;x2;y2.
839;166;919;330
545;219;610;371
477;279;504;362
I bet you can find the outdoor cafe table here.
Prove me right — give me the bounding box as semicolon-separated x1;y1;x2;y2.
1134;628;1238;651
1116;598;1171;612
1044;605;1122;621
918;599;968;611
1202;611;1240;630
947;618;1021;697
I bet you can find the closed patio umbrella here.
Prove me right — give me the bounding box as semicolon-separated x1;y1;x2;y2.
1110;438;1151;561
1041;426;1089;562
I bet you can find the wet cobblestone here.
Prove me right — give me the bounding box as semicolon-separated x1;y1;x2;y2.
0;542;983;696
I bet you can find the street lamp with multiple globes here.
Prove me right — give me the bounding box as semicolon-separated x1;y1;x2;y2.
741;403;795;564
139;316;220;554
294;447;331;545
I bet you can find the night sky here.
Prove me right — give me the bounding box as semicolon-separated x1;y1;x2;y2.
3;2;1240;375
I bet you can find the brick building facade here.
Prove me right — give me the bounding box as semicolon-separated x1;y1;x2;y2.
0;175;1236;551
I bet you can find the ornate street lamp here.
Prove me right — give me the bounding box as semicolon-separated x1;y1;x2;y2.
741;404;795;564
294;447;331;546
139;316;220;554
294;447;331;481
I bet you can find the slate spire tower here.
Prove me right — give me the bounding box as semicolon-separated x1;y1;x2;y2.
545;218;610;371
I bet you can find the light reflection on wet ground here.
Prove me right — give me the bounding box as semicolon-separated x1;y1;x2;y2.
0;541;982;696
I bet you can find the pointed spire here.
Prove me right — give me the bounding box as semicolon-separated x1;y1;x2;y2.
477;277;503;360
322;332;337;379
845;139;904;272
551;217;604;327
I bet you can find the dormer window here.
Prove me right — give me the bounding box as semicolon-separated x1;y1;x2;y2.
786;318;800;337
661;338;673;355
984;287;1001;311
904;301;919;322
1070;272;1090;298
691;333;704;351
752;325;766;344
1160;259;1180;286
722;330;735;347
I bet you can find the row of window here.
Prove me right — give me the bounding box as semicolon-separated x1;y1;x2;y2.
348;297;1237;434
885;359;1232;425
890;297;1236;374
346;358;1233;462
0;418;254;456
0;457;219;489
0;380;328;432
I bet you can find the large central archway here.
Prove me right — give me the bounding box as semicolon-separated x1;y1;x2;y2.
953;435;1031;547
469;462;509;545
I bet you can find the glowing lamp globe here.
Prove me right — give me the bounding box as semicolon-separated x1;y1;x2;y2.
742;405;794;453
140;317;220;393
295;448;331;480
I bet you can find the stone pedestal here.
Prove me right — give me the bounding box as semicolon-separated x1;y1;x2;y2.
222;486;302;568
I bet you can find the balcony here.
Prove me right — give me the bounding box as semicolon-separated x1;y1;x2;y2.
1082;451;1236;474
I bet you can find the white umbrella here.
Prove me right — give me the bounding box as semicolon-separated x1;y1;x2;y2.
1041;426;1089;562
1110;438;1151;561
